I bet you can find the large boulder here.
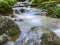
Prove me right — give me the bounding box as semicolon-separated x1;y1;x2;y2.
0;16;21;45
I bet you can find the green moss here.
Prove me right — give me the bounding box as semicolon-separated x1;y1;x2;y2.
0;17;20;41
7;29;17;37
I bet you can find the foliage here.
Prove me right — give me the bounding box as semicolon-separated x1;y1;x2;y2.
51;7;60;18
29;0;57;8
46;7;60;18
41;1;56;9
56;4;60;7
29;0;60;18
4;0;17;6
0;0;17;15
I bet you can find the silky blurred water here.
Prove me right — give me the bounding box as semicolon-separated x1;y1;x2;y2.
5;2;60;45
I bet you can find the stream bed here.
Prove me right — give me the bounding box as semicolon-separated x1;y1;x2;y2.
5;2;60;45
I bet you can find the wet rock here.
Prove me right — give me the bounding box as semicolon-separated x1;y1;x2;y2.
30;4;38;7
35;12;44;16
20;9;25;13
14;18;24;21
24;3;29;7
0;34;9;45
11;15;16;18
14;26;59;45
32;26;59;45
19;18;24;21
15;10;20;14
14;2;26;7
53;39;60;45
0;16;21;45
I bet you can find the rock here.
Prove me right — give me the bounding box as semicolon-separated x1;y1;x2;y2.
15;10;20;14
20;9;25;13
0;16;21;45
0;34;8;45
35;12;44;16
53;39;60;45
19;18;24;21
32;26;59;45
11;15;16;18
14;26;59;45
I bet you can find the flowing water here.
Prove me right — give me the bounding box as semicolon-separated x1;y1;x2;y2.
5;2;60;45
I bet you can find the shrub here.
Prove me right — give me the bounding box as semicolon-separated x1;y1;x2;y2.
52;7;60;18
46;7;60;18
4;0;17;6
0;0;17;15
41;1;56;9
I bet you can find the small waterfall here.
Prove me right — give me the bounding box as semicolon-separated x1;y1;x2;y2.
25;0;28;2
12;7;22;14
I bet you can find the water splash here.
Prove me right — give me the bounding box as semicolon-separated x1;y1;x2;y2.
5;41;14;45
53;29;60;38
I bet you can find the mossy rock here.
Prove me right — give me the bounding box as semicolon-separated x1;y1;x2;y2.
53;39;60;45
0;36;8;45
0;16;21;45
31;26;59;45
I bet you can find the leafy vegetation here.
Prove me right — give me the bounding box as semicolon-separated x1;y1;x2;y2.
0;0;17;15
4;0;17;6
29;0;57;8
29;0;60;18
41;1;56;9
46;7;60;18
